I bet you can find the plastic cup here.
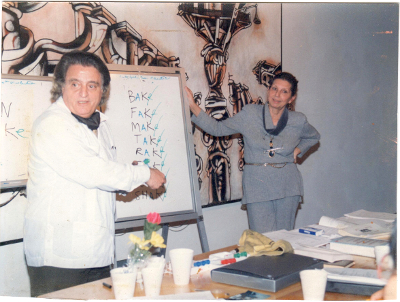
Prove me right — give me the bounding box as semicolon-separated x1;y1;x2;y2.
110;266;138;300
375;245;393;270
142;257;166;297
375;245;394;280
300;269;328;300
169;248;194;285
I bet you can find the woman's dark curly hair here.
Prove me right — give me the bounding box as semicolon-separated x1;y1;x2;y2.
272;72;298;96
50;51;111;105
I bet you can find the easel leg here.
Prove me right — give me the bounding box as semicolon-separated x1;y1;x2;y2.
114;236;117;268
160;223;169;258
197;215;210;252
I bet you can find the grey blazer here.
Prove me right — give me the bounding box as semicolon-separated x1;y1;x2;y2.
191;104;320;204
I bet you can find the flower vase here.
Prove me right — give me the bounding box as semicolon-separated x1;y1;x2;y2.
127;243;152;287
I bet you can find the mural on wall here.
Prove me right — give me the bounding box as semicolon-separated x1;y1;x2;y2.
1;2;282;207
2;2;179;75
178;3;282;206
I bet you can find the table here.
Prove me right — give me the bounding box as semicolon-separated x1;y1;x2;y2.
39;245;377;300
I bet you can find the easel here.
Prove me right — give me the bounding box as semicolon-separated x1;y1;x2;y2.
107;64;210;266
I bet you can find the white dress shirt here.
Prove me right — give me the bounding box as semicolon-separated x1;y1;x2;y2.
24;97;150;268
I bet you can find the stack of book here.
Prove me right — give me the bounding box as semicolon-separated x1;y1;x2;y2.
329;236;388;258
322;210;395;258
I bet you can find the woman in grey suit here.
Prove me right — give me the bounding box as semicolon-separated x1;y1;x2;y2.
185;72;320;233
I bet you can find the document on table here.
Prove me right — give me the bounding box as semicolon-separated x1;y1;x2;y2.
325;268;387;286
319;215;393;231
319;214;393;241
344;209;396;223
132;291;216;300
338;221;392;239
319;216;357;229
262;229;331;249
294;244;353;263
338;216;394;229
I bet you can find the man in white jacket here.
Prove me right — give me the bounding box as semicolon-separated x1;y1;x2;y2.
24;51;166;297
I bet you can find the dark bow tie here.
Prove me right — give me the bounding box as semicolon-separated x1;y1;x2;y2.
71;112;101;130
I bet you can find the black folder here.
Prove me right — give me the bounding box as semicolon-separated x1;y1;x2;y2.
211;253;323;292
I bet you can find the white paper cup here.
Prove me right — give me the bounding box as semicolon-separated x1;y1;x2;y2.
142;258;166;297
375;245;393;270
110;266;138;300
300;269;328;300
169;248;194;285
375;244;394;280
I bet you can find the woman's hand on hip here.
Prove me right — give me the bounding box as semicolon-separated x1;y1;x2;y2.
294;147;301;163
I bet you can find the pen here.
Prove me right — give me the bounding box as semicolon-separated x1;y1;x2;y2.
211;258;237;265
103;282;112;289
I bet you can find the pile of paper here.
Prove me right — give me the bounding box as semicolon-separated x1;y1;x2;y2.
319;210;395;240
262;229;352;263
338;222;391;239
293;245;354;263
344;210;396;222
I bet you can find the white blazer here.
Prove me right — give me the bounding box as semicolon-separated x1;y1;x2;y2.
24;98;150;268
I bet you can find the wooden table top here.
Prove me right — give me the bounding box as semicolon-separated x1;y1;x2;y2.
39;245;375;300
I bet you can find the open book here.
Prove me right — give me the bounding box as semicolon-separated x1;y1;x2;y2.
294;244;353;263
338;222;391;239
319;215;393;239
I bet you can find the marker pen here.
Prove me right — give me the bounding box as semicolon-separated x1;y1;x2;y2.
103;282;112;289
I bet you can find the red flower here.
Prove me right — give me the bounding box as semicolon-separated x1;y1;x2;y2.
147;212;161;225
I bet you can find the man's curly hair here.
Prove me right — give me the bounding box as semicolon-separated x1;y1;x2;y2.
50;51;111;105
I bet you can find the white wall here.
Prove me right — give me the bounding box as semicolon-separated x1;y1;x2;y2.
0;2;397;297
282;3;398;227
0;193;30;297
